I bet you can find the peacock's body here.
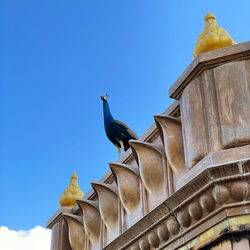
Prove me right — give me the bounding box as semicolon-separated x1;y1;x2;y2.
101;94;138;157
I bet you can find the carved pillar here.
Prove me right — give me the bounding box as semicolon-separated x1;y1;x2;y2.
169;42;250;170
47;207;72;250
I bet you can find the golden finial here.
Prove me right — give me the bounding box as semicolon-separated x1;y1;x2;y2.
193;11;236;58
59;171;84;207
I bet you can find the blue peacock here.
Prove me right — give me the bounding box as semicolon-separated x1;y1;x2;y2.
100;94;138;158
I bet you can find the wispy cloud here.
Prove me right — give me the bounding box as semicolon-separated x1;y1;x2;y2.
0;226;51;250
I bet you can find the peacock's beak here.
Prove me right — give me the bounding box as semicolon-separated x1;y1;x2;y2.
100;95;108;101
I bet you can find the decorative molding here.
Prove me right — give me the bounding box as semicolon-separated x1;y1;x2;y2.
104;161;250;250
67;101;180;214
109;162;140;213
90;181;121;246
76;200;101;245
129;140;166;194
62;213;85;250
91;182;119;230
154;115;186;179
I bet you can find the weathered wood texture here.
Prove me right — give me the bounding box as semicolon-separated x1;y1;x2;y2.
181;59;250;169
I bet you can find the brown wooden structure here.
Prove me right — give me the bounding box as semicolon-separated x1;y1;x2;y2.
47;41;250;250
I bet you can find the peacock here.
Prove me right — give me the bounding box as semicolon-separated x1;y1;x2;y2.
100;94;138;158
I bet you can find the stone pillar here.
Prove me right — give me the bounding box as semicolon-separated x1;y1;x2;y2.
169;42;250;170
47;207;72;250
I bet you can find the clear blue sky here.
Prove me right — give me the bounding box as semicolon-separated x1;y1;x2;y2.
0;0;249;230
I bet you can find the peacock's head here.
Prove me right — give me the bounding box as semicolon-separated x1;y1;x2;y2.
100;94;109;102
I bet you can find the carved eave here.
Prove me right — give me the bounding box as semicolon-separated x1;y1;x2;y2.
129;140;172;213
129;140;166;194
169;41;250;100
91;182;119;230
62;213;85;250
76;199;101;245
69;100;180;215
109;162;141;213
91;182;121;244
104;160;250;250
109;162;139;180
154;115;186;179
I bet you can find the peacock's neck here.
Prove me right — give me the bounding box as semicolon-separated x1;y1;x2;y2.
103;102;114;123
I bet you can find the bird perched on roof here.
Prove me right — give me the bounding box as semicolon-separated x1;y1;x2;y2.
100;94;138;158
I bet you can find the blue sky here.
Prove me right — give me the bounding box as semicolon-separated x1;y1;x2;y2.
0;0;249;231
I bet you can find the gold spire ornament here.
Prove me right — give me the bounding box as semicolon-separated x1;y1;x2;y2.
59;171;84;207
193;11;236;58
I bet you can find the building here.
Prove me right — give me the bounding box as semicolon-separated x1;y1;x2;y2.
47;12;250;250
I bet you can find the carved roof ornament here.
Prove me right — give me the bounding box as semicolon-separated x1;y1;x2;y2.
59;171;84;207
193;11;236;58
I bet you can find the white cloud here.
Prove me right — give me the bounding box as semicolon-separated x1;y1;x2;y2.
0;226;51;250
